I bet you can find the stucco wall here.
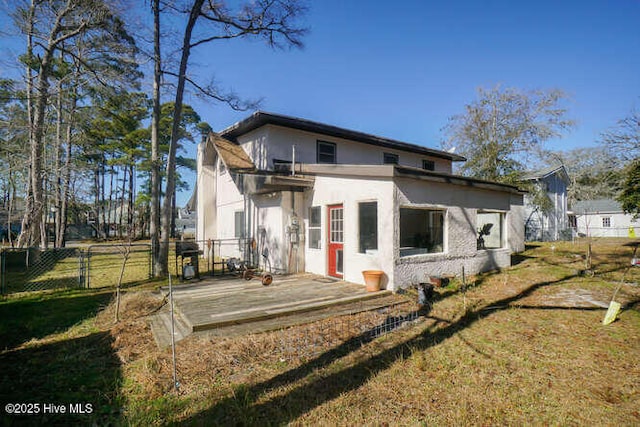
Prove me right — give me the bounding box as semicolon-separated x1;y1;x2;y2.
304;175;396;288
237;125;452;173
392;178;521;289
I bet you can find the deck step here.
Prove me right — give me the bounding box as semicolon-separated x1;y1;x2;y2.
188;290;392;332
150;307;193;347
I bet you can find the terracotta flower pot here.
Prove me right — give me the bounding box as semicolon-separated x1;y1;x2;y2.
362;270;384;292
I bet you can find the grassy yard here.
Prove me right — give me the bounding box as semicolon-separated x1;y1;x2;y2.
1;239;639;425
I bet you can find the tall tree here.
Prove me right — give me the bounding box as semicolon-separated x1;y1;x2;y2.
601;109;640;162
12;0;138;247
601;108;640;216
551;147;624;205
442;86;574;185
618;159;640;218
155;0;308;275
150;0;163;274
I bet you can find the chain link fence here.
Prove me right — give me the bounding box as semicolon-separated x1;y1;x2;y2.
86;244;152;289
1;244;154;294
1;248;86;294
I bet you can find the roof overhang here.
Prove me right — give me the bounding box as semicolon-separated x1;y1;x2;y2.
298;163;525;195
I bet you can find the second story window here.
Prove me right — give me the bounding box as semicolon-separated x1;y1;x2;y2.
317;141;337;164
422;159;435;171
383;153;399;164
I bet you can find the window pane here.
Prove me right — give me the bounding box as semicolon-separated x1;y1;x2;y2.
383;153;399;164
234;211;244;238
309;229;321;249
308;206;321;249
359;202;378;253
310;206;320;227
477;212;503;249
399;208;444;256
330;208;343;243
317;141;336;163
422;160;435;171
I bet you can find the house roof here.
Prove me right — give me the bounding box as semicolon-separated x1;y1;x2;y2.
523;164;570;183
209;132;256;172
572;199;622;214
298;163;524;195
220;111;466;162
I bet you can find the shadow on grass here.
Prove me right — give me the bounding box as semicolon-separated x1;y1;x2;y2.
183;273;582;425
0;331;122;425
0;289;113;350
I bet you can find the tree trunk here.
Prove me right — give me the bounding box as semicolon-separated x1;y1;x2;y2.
150;0;162;275
158;0;204;276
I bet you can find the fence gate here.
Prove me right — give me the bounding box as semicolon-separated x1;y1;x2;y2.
1;248;85;294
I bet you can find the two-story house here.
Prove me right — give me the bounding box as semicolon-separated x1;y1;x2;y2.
196;112;525;291
523;165;571;241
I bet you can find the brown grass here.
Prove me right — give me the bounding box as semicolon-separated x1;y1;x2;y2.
100;239;640;425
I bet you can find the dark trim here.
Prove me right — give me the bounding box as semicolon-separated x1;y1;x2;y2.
221;111;466;162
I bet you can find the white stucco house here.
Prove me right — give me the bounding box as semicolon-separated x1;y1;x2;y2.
523;165;570;241
196;112;525;291
571;199;640;238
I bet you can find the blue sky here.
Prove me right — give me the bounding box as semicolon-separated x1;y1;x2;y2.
192;0;639;147
2;0;639;206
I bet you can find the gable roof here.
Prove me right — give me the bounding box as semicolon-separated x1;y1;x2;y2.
220;111;466;162
209;132;256;172
572;199;623;214
523;164;570;183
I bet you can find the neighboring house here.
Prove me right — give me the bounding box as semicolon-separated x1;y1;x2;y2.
523;165;570;241
196;111;525;291
571;199;639;238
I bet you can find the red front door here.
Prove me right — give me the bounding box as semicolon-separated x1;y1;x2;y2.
328;204;344;278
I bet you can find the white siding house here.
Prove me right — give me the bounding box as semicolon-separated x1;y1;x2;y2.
572;199;640;238
197;111;525;291
523;165;570;241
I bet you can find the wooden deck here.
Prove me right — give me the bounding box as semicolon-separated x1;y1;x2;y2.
151;273;400;347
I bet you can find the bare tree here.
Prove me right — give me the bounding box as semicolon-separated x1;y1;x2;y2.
442;86;575;185
155;0;308;275
601;109;640;162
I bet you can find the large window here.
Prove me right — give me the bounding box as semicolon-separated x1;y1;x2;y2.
602;217;611;228
383;153;399;165
309;206;321;249
317;141;337;164
399;208;444;256
477;211;504;249
234;211;245;238
359;202;378;253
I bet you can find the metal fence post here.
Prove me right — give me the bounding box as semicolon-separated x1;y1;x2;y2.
86;246;92;288
1;249;5;295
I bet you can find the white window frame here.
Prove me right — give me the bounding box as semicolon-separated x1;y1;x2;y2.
399;207;446;257
308;206;321;249
477;210;505;250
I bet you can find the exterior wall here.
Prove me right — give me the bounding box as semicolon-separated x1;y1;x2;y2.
576;212;640;238
237;125;452;173
393;178;521;290
196;142;217;243
304;175;396;289
524;172;569;241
